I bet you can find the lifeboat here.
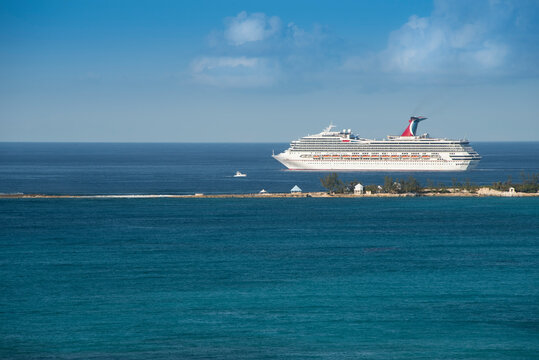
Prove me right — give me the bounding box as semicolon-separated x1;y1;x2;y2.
422;155;430;158
411;155;419;158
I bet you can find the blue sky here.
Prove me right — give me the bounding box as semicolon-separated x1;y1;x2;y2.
1;0;538;141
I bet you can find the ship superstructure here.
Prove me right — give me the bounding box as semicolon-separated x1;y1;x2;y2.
272;117;481;171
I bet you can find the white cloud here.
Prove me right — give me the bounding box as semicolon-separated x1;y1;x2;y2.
286;22;319;47
385;15;505;74
191;57;259;73
191;56;279;87
471;41;507;68
224;11;281;46
192;11;330;88
344;0;517;78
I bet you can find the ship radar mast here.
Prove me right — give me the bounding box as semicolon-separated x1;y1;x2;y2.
323;123;336;133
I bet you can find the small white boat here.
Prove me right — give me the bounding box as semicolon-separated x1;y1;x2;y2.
233;171;247;177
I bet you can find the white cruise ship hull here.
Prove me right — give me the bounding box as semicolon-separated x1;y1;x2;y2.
273;153;479;171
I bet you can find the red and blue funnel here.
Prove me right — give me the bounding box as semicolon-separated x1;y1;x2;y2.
401;116;427;137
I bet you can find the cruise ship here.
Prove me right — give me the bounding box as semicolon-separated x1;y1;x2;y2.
272;117;481;171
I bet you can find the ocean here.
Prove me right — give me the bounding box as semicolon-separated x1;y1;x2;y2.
1;143;538;359
0;142;538;195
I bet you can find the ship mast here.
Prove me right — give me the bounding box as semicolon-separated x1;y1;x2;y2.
323;123;336;133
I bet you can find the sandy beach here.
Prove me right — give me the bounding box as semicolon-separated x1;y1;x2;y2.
2;188;538;199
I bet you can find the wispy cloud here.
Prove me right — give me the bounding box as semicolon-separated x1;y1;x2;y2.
191;56;279;88
382;10;507;74
192;11;329;88
224;11;281;46
192;2;539;89
343;0;538;82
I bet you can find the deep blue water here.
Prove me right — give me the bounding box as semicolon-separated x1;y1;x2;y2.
1;143;538;358
1;198;538;359
0;142;538;195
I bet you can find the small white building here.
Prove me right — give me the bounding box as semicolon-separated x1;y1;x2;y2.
259;189;268;194
504;187;516;197
502;187;518;197
291;185;302;193
354;183;364;194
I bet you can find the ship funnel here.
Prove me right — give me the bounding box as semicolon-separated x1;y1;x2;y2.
401;116;427;137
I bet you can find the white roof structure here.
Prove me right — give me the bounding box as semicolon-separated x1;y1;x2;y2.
354;183;364;194
259;189;267;193
290;185;302;193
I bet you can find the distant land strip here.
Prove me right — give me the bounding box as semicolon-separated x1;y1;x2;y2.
1;189;538;199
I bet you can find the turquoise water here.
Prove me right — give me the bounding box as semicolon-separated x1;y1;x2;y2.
1;197;538;359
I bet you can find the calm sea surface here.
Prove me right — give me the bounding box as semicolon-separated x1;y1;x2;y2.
1;198;538;359
0;142;538;194
1;143;538;359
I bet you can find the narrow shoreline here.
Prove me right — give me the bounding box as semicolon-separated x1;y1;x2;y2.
1;189;538;199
